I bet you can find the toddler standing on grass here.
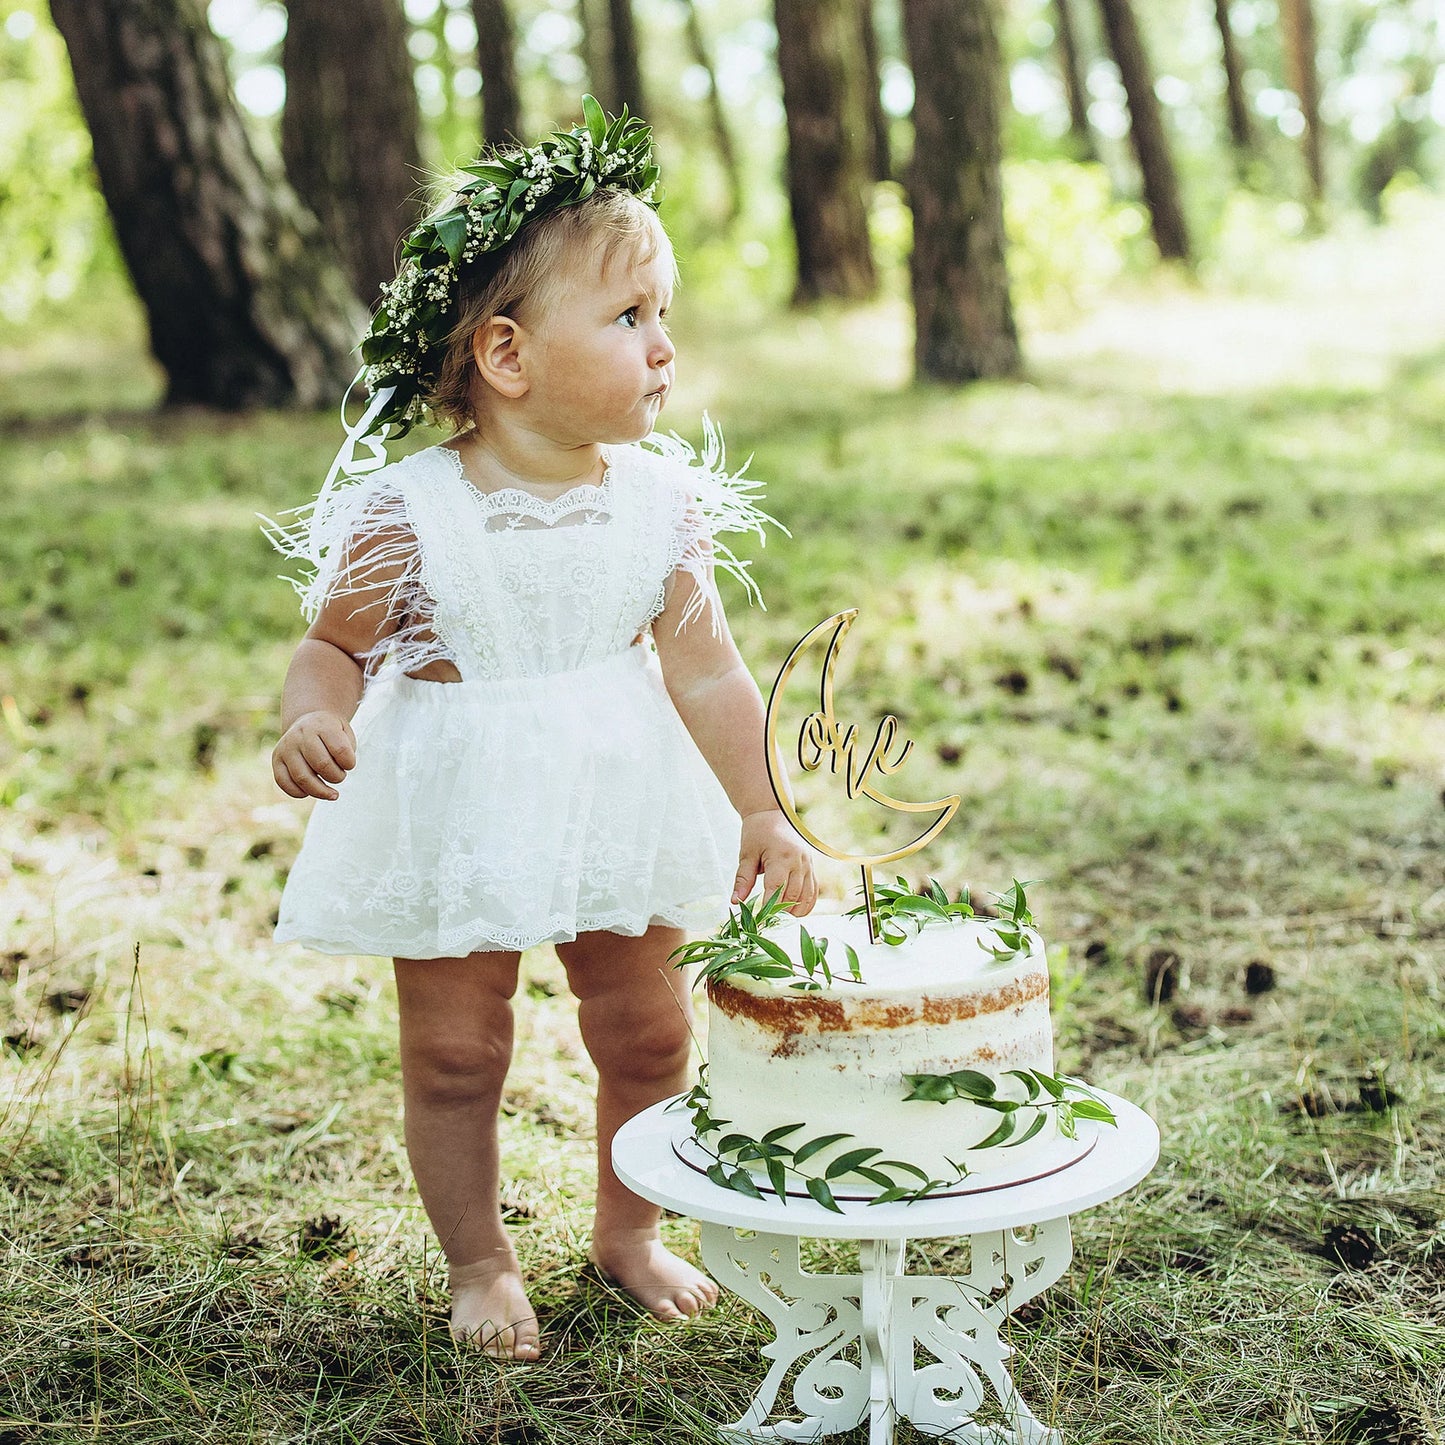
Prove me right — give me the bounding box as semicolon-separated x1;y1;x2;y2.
261;99;815;1361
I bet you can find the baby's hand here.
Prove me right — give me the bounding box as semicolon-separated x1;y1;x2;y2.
273;711;357;801
733;809;817;916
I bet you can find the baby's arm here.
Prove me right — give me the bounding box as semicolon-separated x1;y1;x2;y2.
651;566;816;915
272;526;405;801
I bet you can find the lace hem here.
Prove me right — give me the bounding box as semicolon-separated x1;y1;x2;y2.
275;900;729;958
642;414;789;637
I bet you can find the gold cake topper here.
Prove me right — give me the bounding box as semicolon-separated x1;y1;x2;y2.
764;609;962;944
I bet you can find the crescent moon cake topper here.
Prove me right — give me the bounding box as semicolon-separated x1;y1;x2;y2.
763;608;963;944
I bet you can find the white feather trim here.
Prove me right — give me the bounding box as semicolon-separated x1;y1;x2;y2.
256;453;452;681
640;412;789;637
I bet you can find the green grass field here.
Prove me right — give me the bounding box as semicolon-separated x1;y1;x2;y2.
1;202;1443;1443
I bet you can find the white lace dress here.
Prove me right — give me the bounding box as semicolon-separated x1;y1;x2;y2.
262;424;780;958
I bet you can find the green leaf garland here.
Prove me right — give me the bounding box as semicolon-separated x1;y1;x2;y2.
674;1064;1117;1209
668;886;864;992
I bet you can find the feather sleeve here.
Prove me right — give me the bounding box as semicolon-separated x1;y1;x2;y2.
642;413;789;638
256;455;455;683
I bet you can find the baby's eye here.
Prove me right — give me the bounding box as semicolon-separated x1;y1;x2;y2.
617;307;639;328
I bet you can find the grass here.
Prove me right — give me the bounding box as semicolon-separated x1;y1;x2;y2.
2;200;1444;1443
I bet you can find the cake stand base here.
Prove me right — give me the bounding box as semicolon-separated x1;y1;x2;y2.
611;1089;1159;1445
702;1223;1068;1445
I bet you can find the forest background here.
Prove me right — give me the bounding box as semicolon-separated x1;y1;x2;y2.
1;1;1443;1442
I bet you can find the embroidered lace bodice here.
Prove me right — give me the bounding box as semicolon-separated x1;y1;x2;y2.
262;420;779;687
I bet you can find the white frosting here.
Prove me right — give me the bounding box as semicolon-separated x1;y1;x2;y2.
703;910;1057;1185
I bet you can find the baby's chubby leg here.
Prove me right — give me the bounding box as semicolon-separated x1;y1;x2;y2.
556;925;719;1321
393;950;541;1360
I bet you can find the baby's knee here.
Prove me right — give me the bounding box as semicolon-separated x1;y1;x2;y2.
403;1032;513;1105
586;1008;692;1083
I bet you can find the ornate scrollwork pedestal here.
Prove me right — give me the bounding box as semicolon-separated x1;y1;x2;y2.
613;1089;1158;1445
700;1223;1071;1444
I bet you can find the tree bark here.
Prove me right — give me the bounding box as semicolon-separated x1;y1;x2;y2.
606;0;647;117
1212;0;1252;155
902;0;1019;382
49;0;364;411
1281;0;1324;203
774;0;877;304
282;0;422;310
676;0;743;223
576;0;615;110
1093;0;1191;261
472;0;523;145
858;0;892;182
1053;0;1098;161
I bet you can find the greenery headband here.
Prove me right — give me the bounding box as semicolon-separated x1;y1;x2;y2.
324;95;661;489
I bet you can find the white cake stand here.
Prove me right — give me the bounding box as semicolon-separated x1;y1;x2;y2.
612;1088;1159;1445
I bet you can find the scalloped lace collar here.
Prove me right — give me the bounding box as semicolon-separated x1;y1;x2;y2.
432;441;620;515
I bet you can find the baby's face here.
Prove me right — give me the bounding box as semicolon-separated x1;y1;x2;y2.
525;239;676;446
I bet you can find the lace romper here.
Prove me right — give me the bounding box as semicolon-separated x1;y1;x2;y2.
263;423;779;958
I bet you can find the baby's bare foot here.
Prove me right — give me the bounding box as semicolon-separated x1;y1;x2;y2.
448;1258;541;1360
590;1229;719;1321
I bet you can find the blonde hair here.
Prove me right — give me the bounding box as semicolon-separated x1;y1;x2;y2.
424;176;676;435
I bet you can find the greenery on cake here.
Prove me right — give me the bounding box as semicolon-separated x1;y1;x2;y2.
677;1064;1117;1212
845;875;1039;963
668;887;863;992
902;1067;1117;1148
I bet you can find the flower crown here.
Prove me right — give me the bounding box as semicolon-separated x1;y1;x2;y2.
358;95;661;440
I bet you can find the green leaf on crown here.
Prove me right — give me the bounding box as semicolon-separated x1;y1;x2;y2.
583;93;607;146
433;211;467;265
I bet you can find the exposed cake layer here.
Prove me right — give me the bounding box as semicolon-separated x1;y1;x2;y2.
703;911;1056;1184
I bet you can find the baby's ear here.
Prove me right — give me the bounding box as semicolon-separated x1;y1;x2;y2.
470;315;529;399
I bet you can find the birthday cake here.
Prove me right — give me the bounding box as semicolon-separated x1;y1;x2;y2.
677;883;1114;1204
707;908;1053;1177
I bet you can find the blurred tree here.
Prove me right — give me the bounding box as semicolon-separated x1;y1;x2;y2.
282;0;423;311
48;0;363;410
606;0;648;118
1212;0;1253;160
859;0;892;182
577;0;614;108
775;0;877;302
1281;0;1324;204
473;0;524;145
1053;0;1098;162
675;0;743;224
1093;0;1191;261
902;0;1019;381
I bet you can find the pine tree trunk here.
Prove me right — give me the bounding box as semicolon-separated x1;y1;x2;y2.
282;0;422;310
50;0;364;410
858;0;892;183
774;0;877;304
1094;0;1191;261
1281;0;1324;202
902;0;1019;381
472;0;523;145
1213;0;1252;155
606;0;647;116
576;0;615;110
1054;0;1098;162
676;0;743;222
